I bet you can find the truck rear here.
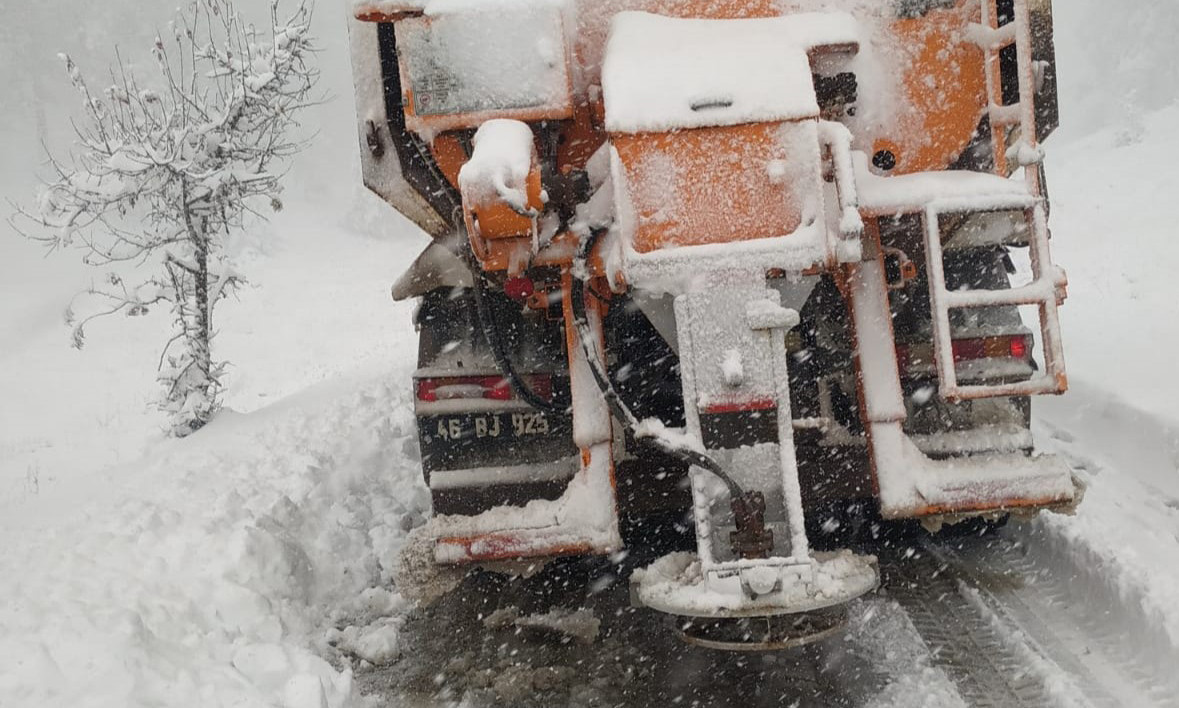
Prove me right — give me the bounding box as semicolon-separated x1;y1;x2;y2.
348;0;1077;648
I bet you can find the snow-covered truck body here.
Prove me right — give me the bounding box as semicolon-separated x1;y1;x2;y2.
348;0;1076;646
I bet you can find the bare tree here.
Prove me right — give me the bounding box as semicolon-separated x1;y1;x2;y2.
13;0;318;436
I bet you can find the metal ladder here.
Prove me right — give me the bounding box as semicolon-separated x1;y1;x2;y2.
925;0;1067;401
924;197;1067;401
978;0;1043;186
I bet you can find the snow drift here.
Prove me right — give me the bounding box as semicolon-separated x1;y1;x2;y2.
0;374;430;708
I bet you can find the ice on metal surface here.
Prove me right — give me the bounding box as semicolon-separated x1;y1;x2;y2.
425;441;620;563
396;2;571;122
852;151;1034;214
632;550;877;618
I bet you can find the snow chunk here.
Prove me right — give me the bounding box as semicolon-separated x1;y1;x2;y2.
283;674;330;708
353;0;426;17
603;11;859;133
484;606;601;644
634;417;706;455
334;617;404;665
720;349;744;387
0;376;429;708
458;119;536;211
424;0;565;14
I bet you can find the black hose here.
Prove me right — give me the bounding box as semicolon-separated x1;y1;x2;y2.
469;267;567;416
569;230;747;502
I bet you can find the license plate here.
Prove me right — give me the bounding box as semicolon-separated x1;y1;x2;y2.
430;411;551;443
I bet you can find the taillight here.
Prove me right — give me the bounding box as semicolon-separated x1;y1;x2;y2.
415;375;552;402
896;335;1032;373
503;276;535;301
951;339;985;361
416;379;439;402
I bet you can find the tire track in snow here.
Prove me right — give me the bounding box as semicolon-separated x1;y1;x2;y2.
881;545;1063;708
903;527;1179;708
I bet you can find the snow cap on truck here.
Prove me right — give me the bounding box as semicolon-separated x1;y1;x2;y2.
602;11;859;134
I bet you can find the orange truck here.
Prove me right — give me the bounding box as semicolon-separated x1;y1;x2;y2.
348;0;1076;648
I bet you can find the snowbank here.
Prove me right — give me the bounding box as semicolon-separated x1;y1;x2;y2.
1033;383;1179;657
0;370;430;708
1043;104;1179;429
1052;0;1179;141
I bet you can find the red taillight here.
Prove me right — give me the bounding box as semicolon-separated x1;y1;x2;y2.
896;335;1032;372
414;374;553;402
503;277;535;301
416;379;439;402
483;377;513;400
951;339;985;362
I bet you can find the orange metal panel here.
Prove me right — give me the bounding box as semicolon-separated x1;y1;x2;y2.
613;122;807;253
435;534;600;564
910;492;1075;519
874;3;989;174
353;3;423;22
467;168;544;242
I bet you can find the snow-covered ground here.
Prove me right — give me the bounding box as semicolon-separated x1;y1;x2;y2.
1;0;1178;706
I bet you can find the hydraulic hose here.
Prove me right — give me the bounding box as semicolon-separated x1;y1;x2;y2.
468;264;567;416
568;230;747;503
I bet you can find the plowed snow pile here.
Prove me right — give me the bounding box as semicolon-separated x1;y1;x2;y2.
0;372;429;707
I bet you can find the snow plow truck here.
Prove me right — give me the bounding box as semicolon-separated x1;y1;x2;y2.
348;0;1078;649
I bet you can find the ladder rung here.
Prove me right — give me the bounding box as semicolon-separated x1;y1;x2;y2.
1006;140;1046;167
966;22;1017;50
940;280;1056;309
940;375;1065;401
988;103;1023;126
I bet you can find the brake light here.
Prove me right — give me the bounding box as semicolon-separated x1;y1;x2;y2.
484;378;513;400
951;339;984;361
896;335;1032;373
503;276;535;301
415;375;552;402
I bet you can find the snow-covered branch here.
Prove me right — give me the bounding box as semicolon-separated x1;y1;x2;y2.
12;0;319;436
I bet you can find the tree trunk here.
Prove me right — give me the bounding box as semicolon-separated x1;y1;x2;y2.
167;182;219;437
191;215;212;427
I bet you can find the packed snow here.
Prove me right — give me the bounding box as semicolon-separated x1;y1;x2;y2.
602;11;855;132
458;119;539;211
632;550;878;617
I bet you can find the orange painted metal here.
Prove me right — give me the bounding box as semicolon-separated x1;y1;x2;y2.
353;3;423;22
910;492;1076;519
836;219;898;501
872;2;989;175
429;132;467;190
561;269;619;498
394;0;994;233
466;168;544;243
460;134;546;275
613;122;809;253
434;535;599;564
431;275;620;565
394;15;576;137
